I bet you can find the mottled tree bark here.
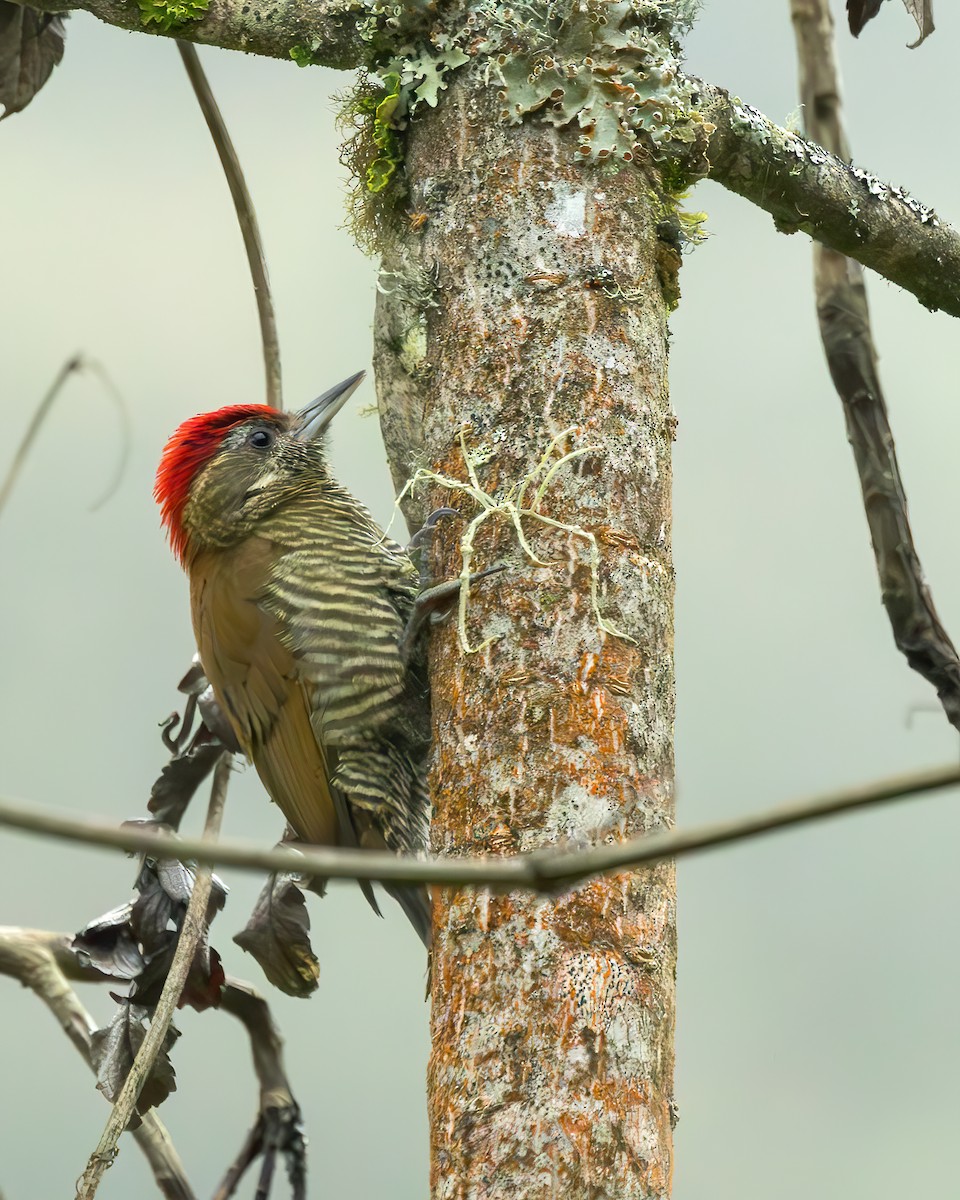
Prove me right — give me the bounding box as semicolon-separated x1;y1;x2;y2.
378;75;677;1199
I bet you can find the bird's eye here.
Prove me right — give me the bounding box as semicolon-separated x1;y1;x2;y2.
248;428;274;450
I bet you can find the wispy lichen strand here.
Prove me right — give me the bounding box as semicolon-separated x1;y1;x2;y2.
396;427;637;653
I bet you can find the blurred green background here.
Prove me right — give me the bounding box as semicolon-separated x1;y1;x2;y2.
2;1;958;1196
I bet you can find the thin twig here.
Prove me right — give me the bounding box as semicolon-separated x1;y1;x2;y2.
84;358;132;511
2;763;958;894
6;0;960;314
0;355;82;515
76;753;233;1200
789;0;960;731
0;355;131;516
177;42;282;410
0;931;301;1198
219;979;294;1106
215;981;306;1200
0;929;195;1200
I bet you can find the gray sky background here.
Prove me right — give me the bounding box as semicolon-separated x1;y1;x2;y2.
2;1;958;1196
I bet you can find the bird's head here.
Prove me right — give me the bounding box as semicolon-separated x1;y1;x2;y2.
155;371;364;564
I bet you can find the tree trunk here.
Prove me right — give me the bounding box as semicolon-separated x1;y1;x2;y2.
377;73;678;1199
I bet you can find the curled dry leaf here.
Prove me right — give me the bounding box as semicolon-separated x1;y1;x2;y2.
0;2;65;119
71;685;234;1121
846;0;883;33
129;856;228;1007
903;0;935;45
79;846;230;1118
847;0;934;45
90;1003;180;1121
131;928;226;1012
148;725;224;829
73;904;144;981
234;874;320;998
180;942;226;1013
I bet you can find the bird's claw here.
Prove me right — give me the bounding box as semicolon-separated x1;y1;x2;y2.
407;507;459;553
407;507;460;591
400;565;507;662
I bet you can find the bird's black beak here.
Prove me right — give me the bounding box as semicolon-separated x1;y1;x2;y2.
293;371;366;442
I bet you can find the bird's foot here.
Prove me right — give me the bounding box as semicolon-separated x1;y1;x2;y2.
407;507;459;590
400;565;506;662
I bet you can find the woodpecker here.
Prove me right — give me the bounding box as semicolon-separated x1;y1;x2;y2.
154;374;432;946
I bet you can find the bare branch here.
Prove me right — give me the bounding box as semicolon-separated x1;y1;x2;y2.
178;43;282;410
2;0;363;67
220;980;295;1115
215;981;306;1200
2;763;958;893
76;753;232;1200
788;0;960;731
4;0;957;320
1;929;303;1199
0;928;195;1200
697;80;960;317
0;355;81;516
83;359;132;511
0;355;131;517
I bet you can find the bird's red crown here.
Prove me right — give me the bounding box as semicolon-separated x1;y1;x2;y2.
155;405;280;564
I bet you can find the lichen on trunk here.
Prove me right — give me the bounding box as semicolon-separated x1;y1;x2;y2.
374;62;678;1197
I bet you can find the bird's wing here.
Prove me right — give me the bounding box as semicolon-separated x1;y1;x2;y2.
259;517;432;943
189;538;340;847
264;547;416;740
257;512;430;842
192;517;430;943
